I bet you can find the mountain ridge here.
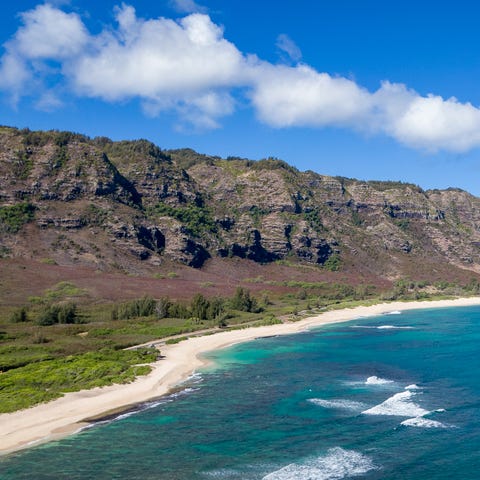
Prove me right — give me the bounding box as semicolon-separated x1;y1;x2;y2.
1;125;480;291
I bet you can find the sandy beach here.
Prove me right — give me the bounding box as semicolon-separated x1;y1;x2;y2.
2;296;480;455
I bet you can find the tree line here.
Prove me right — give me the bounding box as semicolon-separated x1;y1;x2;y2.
111;287;262;323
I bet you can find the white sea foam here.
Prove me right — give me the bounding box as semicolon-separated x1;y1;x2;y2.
365;376;394;385
376;325;413;330
262;447;376;480
362;390;429;417
187;372;204;384
385;310;402;315
401;417;447;428
308;398;367;412
405;384;420;390
170;387;200;398
350;325;413;330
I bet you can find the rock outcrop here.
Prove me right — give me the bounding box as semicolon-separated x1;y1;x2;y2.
1;126;480;280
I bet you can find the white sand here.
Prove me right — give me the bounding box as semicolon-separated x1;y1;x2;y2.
1;296;480;455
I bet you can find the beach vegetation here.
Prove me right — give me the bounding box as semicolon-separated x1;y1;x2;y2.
165;336;188;345
1;276;479;414
230;287;262;313
111;296;157;320
10;307;29;323
37;302;79;326
0;347;157;413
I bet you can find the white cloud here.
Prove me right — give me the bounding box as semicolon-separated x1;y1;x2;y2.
13;3;88;59
250;64;372;128
170;0;208;14
142;91;235;130
276;34;302;63
2;2;480;151
249;65;480;152
0;53;30;103
0;3;87;104
373;82;480;152
68;7;245;126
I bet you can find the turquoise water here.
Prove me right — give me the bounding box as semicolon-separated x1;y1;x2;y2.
1;306;480;479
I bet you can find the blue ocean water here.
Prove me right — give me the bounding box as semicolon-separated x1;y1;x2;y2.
1;306;480;479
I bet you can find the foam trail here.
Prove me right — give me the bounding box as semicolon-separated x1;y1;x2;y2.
385;310;402;315
362;390;429;417
84;386;200;430
262;447;376;480
401;417;447;428
377;325;414;330
405;384;420;390
365;376;394;385
186;372;204;383
350;325;413;330
308;398;367;412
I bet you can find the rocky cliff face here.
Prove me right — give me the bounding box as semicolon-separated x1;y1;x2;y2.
1;126;480;281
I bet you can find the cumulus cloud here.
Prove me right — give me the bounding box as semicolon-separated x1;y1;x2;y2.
276;34;302;63
373;82;480;151
67;6;245;128
13;2;87;59
0;3;87;103
71;8;245;100
0;53;30;103
249;62;480;152
2;2;480;149
250;64;372;128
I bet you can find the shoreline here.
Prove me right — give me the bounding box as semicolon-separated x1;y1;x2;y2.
2;296;480;455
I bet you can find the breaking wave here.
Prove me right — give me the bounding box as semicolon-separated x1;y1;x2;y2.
308;398;367;412
262;447;377;480
363;385;452;428
400;417;448;428
362;390;429;417
365;376;394;385
405;384;420;390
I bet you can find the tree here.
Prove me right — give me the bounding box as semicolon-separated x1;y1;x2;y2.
156;297;171;319
207;297;225;320
230;287;261;313
57;303;77;324
190;293;209;321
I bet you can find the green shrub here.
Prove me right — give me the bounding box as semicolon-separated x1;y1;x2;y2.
0;203;35;233
165;336;188;345
0;347;157;413
323;254;341;271
147;203;216;237
10;307;28;323
37;303;78;326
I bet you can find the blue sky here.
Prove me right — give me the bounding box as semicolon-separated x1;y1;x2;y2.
1;1;480;194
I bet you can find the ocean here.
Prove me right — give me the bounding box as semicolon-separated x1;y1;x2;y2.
1;305;480;479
